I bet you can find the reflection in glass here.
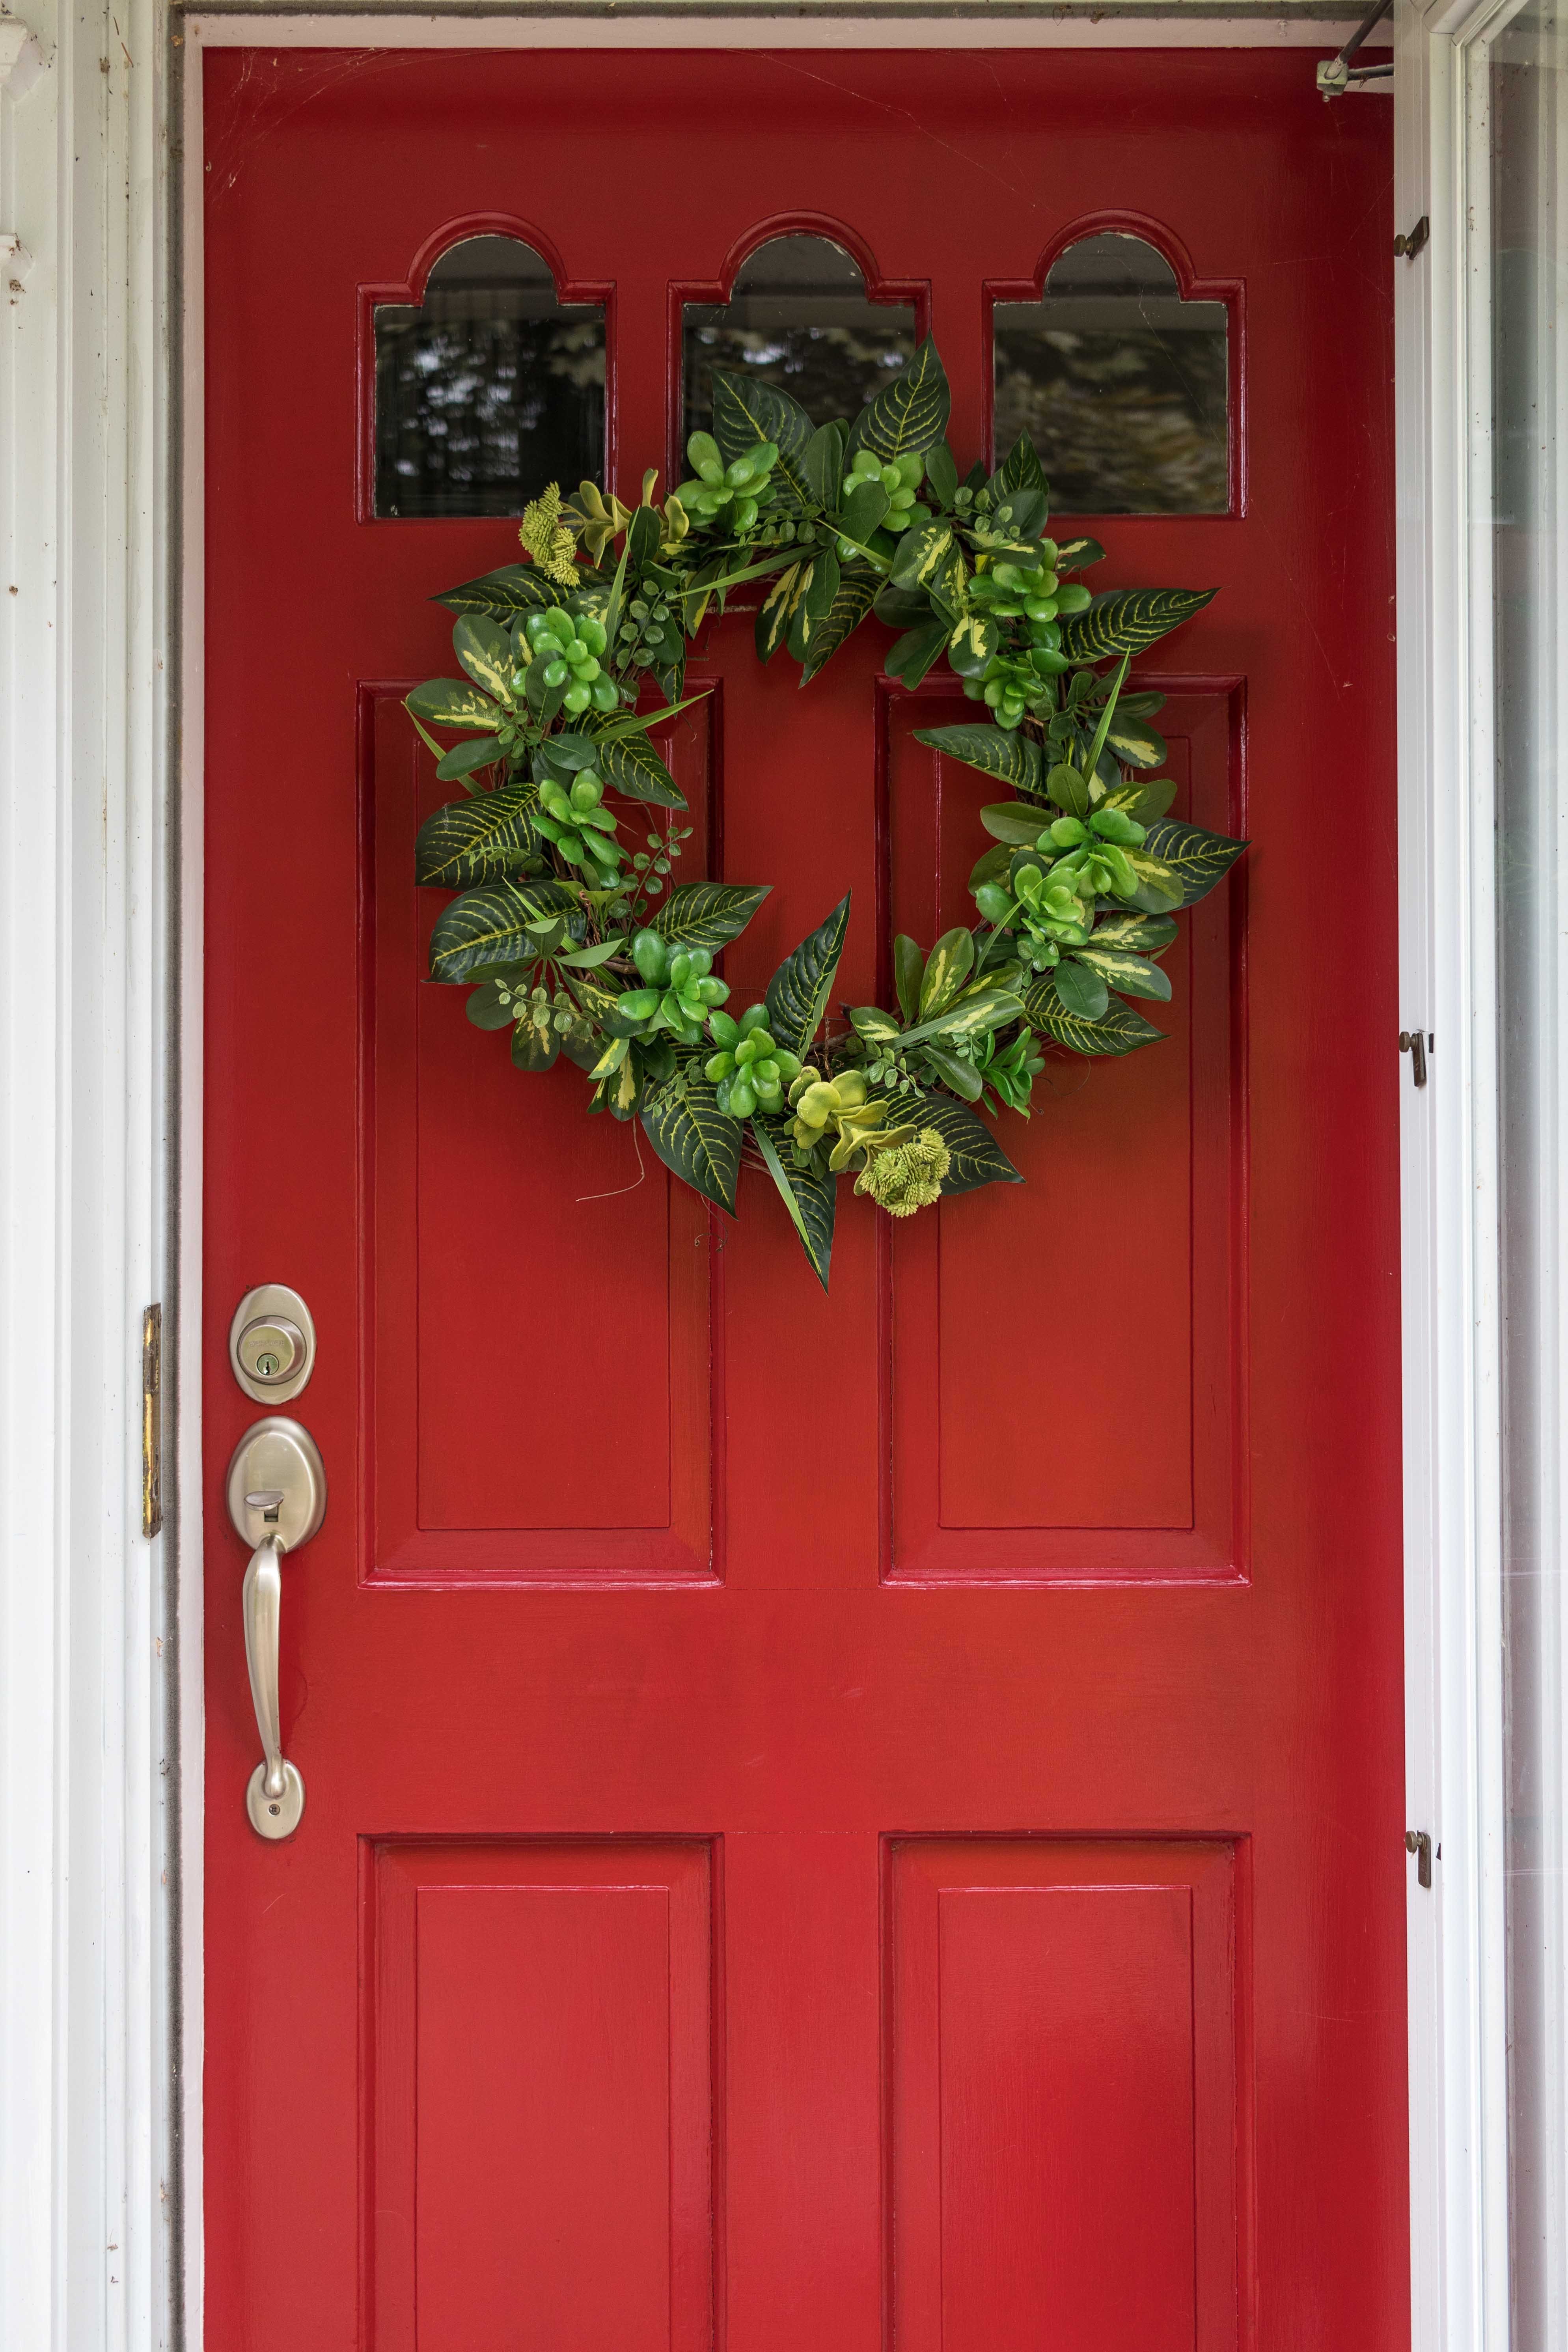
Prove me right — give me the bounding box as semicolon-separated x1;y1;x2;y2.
682;234;917;440
993;233;1229;514
374;236;605;519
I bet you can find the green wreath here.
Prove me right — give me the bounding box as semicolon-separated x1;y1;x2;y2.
405;337;1244;1289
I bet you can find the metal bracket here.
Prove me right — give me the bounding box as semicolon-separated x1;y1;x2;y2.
1317;0;1394;97
1399;1030;1432;1088
1395;216;1431;263
1406;1829;1434;1889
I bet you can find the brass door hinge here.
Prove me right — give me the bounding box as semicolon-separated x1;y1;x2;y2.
142;1305;163;1537
1406;1828;1434;1888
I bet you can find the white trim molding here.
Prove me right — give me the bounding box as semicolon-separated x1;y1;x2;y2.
0;6;175;2352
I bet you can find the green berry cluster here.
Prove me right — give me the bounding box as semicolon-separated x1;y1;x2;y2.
617;929;731;1045
703;1003;802;1119
533;767;621;881
615;587;682;675
840;447;923;541
677;431;780;534
523;606;618;716
974;806;1150;972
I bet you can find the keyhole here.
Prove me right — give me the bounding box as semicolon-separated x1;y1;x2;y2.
255;1352;280;1378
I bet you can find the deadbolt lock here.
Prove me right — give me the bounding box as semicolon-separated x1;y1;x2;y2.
229;1284;317;1404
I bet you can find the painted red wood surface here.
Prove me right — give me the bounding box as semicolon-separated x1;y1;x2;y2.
202;48;1404;2352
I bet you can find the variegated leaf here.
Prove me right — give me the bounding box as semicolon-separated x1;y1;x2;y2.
1072;944;1173;1002
914;725;1044;799
846;336;952;463
992;431;1048;498
406;678;501;731
800;563;880;683
452;616;515;703
435;563;556;618
640;1079;743;1214
712;371;815;512
415;787;538;890
1104;715;1168;768
1023;974;1167;1056
1138;816;1247;905
1100;776;1178;824
1089;910;1179;955
916;926;974;1020
427;881;581;983
1057;586;1218;663
753;1119;836;1293
889;519;955;591
593;732;686;809
765;893;851;1057
755;561;807;664
916;1094;1024;1194
945;614;998;677
653;881;771;956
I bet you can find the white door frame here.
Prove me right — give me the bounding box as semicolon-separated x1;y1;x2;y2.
0;6;1527;2348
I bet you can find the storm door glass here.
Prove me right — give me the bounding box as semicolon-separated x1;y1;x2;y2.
682;233;917;440
374;235;606;518
993;232;1229;514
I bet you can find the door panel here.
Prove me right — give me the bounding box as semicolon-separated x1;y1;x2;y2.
202;45;1403;2352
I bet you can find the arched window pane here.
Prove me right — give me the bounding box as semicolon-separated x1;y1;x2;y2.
993;233;1229;515
374;236;605;519
682;233;917;440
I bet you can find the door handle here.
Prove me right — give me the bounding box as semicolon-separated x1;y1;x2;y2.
226;1416;327;1840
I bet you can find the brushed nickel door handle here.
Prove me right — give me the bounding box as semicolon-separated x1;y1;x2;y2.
226;1418;327;1840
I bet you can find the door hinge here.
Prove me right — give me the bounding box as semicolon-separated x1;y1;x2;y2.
1406;1829;1434;1888
1399;1029;1432;1087
1395;216;1430;263
142;1304;163;1538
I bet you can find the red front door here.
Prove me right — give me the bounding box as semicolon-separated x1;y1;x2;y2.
202;46;1404;2351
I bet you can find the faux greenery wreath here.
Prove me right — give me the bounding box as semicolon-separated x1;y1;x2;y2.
405;338;1244;1288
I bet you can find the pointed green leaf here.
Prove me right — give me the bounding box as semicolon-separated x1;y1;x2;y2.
1053;535;1105;571
1104;716;1168;768
1072;944;1173;1002
1137;816;1247;905
1058;586;1218;664
1023;974;1167;1056
640;1078;743;1214
465;972;529;1031
992;431;1048;499
800;562;880;684
755;561;807;664
914;724;1044;800
765;893;851;1057
847;335;952;463
841;478;889;543
1089;910;1179;955
979;801;1052;847
594;732;686;809
885;619;949;690
653;881;770;956
919;1043;984;1100
916;1094;1024;1194
452;616;515;703
434;563;556;619
406;678;501;731
711;371;815;511
428;880;580;983
889;520;955;591
1101;776;1178;824
436;737;502;785
802;420;847;510
415;787;539;890
753;1118;836;1292
893;935;926;1023
916;927;975;1020
923;440;960;507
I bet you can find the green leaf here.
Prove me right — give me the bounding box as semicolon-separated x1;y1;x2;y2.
849;1005;902;1045
511;1016;561;1073
885;620;949;691
765;892;851;1057
945;614;999;677
626;503;661;569
653;881;770;956
992;430;1048;499
917;926;974;1019
916;1093;1024;1194
1072;944;1173;1002
1089;910;1179;955
591;686;712;744
914;723;1044;799
874;581;937;630
841;478;889;542
889;520;955;591
406;679;501;731
1047;762;1091;819
979;801;1052;848
594;732;686;809
802;420;847;510
919;1043;984;1101
1058;586;1218;664
924;440;960;507
1101;776;1178;824
893;934;926;1023
755;561;807;664
848;335;952;464
1023;974;1167;1056
640;1078;743;1214
436;737;501;785
427;880;580;983
465;972;528;1030
1053;535;1106;571
452;616;515;703
753;1118;836;1292
415;787;539;890
800;562;880;684
1138;816;1247;905
434;563;556;619
711;371;815;511
1123;851;1186;914
1104;716;1168;768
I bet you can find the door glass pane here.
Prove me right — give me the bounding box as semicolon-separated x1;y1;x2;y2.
373;235;605;519
682;233;917;440
1492;11;1567;2350
992;232;1229;515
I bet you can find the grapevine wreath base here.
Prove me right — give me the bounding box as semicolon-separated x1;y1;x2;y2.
405;338;1245;1290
